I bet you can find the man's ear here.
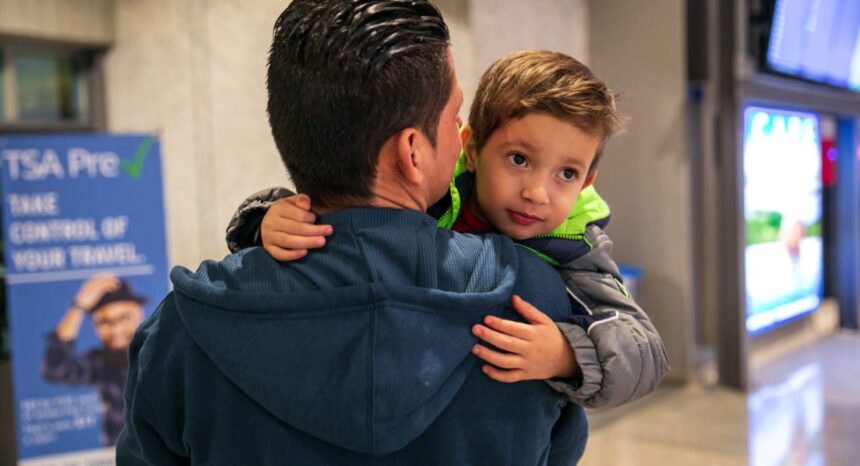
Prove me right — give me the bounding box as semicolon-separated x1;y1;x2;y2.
583;169;598;189
460;126;478;172
395;127;424;185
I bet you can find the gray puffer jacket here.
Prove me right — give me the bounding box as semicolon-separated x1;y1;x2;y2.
226;188;669;410
546;224;668;408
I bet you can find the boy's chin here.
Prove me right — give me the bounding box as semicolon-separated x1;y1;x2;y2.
498;225;545;241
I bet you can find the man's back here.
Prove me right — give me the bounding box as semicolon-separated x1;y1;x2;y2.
117;208;584;465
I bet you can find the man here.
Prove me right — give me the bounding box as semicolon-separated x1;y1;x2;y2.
45;274;146;446
118;1;588;464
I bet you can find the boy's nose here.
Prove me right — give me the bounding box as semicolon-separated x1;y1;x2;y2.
521;181;549;205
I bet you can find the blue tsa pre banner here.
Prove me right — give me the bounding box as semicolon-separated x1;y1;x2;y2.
0;134;170;465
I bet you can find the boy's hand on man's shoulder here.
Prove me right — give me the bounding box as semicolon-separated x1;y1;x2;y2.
261;194;333;261
471;295;581;383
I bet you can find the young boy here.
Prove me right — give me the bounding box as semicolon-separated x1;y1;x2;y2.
226;50;668;408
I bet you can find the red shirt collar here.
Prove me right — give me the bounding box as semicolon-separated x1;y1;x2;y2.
451;197;495;234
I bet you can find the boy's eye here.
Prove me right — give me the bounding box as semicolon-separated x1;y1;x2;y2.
559;168;578;181
507;154;528;167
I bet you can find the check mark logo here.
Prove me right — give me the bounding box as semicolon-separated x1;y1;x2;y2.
122;137;156;179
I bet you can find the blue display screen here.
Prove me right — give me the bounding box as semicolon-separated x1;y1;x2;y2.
743;106;823;334
766;0;860;91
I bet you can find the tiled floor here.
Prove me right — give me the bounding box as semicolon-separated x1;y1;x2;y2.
580;331;860;466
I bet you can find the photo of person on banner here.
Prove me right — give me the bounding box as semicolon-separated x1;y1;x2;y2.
42;274;147;446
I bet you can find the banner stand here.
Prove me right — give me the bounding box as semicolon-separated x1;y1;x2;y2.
0;134;170;465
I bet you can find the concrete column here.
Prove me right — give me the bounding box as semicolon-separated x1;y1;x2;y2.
588;0;695;383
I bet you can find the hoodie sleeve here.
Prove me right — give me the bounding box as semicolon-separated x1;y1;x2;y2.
116;301;190;465
544;225;670;409
225;187;295;253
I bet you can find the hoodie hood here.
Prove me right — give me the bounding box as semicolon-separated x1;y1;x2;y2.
169;208;520;455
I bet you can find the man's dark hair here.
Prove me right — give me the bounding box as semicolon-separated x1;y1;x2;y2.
268;0;452;208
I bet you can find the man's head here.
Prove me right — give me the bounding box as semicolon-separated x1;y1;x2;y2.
89;281;145;351
459;50;624;240
267;0;458;210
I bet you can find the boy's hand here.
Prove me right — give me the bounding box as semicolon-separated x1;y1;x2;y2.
471;295;581;383
260;194;333;261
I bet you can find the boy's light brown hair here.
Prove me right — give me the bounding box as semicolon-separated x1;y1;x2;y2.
467;50;624;175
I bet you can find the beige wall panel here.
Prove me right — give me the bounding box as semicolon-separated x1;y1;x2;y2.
0;0;113;45
470;0;589;74
106;1;291;269
588;0;693;381
203;0;293;261
105;0;201;268
435;0;477;119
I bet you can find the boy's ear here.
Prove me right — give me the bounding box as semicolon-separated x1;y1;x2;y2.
395;127;424;185
583;169;598;189
460;126;478;172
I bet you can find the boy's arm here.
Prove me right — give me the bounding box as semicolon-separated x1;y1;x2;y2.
226;187;294;253
546;225;670;409
226;188;333;261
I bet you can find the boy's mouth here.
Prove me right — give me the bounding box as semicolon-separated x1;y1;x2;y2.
507;209;541;226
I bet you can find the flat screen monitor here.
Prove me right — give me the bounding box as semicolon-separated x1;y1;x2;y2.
744;106;823;334
766;0;860;91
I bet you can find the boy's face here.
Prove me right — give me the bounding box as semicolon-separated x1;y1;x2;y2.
91;301;144;351
465;113;600;240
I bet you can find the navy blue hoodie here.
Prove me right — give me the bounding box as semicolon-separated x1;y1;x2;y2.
116;208;587;465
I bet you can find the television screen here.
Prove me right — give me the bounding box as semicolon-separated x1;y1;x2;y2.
766;0;860;91
744;106;823;334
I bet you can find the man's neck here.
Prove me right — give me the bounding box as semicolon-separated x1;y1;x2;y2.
311;195;423;217
312;205;343;216
367;176;429;212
